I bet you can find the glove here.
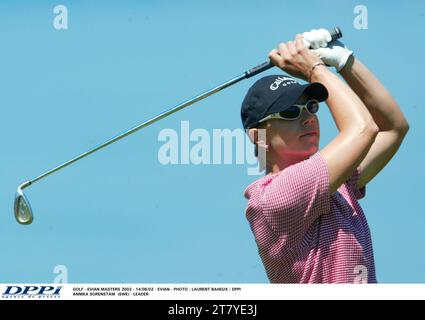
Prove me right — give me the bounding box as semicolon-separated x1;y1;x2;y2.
302;28;353;72
312;40;353;72
302;28;332;49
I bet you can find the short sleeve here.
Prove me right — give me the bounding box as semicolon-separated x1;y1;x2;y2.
346;166;366;200
260;152;330;247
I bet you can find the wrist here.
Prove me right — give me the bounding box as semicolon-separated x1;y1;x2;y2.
338;54;355;74
336;51;354;72
309;63;328;82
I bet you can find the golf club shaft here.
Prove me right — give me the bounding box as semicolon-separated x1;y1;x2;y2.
25;26;342;188
28;73;247;186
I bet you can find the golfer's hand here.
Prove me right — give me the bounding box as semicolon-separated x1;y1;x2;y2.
268;35;324;82
302;28;353;72
312;40;354;72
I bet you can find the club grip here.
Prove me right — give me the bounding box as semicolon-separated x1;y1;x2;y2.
245;61;274;79
329;26;343;41
245;27;343;78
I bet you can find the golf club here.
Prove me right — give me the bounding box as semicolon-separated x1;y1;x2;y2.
14;27;342;225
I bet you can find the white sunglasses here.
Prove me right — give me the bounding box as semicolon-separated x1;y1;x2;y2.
259;99;320;122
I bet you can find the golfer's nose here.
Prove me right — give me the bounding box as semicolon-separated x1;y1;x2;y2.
301;109;316;126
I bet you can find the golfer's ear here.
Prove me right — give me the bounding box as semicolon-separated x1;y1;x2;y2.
248;128;258;145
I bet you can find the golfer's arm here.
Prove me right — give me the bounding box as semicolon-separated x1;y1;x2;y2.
310;66;379;194
340;56;409;132
337;56;410;188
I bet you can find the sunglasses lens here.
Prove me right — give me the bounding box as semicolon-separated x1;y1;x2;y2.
279;106;300;119
307;100;319;113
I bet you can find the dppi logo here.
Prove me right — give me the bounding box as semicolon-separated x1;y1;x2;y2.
2;286;63;298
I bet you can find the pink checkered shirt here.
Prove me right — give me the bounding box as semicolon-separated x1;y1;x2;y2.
244;152;377;283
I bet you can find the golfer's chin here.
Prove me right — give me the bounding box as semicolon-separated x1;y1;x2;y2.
299;142;319;156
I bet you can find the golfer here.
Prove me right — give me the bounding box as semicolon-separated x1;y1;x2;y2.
241;29;409;283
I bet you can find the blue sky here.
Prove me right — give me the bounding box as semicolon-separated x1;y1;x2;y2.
1;0;424;283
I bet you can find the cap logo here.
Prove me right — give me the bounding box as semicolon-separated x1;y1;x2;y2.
269;76;297;91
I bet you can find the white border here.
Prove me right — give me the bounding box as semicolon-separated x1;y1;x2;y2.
1;284;424;300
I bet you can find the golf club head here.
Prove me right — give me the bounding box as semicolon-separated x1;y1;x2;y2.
14;181;33;225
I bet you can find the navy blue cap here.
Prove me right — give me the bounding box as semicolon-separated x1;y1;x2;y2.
241;75;328;129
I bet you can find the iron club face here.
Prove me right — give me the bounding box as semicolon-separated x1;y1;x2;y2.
14;181;33;225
